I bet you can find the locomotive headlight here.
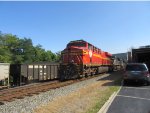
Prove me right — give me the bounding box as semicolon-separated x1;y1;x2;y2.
71;60;74;63
69;58;74;63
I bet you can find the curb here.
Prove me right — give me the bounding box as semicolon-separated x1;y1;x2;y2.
97;92;117;113
97;80;123;113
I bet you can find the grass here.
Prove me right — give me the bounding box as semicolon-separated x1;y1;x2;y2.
34;72;122;113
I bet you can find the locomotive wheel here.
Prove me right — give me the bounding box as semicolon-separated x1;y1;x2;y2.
59;66;66;81
65;64;80;80
85;73;88;78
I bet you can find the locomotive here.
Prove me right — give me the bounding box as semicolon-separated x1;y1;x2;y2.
59;40;114;81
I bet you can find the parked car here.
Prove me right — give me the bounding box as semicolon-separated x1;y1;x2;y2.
123;63;150;85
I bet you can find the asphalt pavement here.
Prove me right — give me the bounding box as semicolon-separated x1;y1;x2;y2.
107;81;150;113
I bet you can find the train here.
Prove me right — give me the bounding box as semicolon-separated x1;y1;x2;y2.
59;40;125;81
0;40;125;87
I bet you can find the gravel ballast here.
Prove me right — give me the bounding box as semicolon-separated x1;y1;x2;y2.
0;74;110;113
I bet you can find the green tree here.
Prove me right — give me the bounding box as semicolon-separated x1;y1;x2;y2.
0;31;61;63
4;34;24;63
0;33;14;63
20;38;35;63
33;44;45;62
55;51;61;62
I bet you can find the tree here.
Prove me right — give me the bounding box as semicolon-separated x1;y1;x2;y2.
0;31;60;63
33;44;45;62
55;51;61;62
3;34;25;63
0;33;13;63
19;38;35;63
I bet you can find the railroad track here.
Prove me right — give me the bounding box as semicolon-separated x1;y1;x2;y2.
0;74;106;104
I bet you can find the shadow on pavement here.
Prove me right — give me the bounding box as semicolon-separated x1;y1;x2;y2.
97;71;149;87
123;80;148;87
97;71;123;86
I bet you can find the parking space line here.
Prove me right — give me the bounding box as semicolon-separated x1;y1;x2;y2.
117;94;150;101
123;87;150;90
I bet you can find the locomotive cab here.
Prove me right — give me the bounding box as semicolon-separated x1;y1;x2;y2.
62;40;87;64
60;40;87;81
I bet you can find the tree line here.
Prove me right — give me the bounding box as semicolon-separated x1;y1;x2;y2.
0;31;61;64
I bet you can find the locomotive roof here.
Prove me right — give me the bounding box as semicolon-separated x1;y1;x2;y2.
68;40;111;55
69;40;99;49
69;40;86;43
69;40;94;46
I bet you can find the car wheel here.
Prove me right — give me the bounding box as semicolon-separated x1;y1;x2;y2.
144;81;150;86
146;81;150;86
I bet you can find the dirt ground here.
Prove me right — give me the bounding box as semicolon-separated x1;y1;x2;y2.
34;71;122;113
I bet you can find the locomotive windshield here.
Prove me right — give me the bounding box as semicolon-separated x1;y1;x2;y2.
67;42;86;47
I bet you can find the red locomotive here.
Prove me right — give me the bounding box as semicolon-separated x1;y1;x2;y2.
60;40;113;80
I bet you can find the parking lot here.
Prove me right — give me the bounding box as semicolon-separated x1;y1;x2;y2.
107;82;150;113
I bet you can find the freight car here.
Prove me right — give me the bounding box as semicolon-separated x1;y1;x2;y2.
9;63;59;86
59;40;114;81
111;56;125;71
0;63;10;87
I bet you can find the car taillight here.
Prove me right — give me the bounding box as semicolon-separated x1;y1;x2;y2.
144;71;150;77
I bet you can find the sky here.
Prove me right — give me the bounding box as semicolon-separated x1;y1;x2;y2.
0;1;150;54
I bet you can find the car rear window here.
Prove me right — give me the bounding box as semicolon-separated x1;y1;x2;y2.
126;64;147;71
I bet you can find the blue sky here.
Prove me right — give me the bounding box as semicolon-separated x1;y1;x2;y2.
0;1;150;54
